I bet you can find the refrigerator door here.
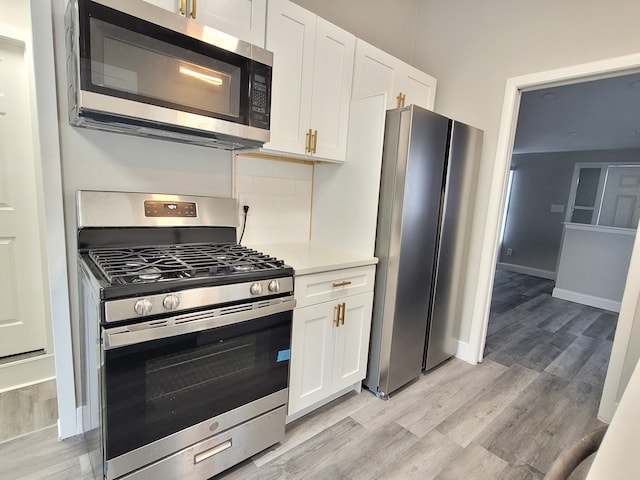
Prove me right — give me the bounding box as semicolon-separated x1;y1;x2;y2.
424;120;483;371
365;105;449;396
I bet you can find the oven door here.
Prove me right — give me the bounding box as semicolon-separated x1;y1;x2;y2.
100;299;292;478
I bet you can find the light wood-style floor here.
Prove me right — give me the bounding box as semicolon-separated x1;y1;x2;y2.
0;270;615;479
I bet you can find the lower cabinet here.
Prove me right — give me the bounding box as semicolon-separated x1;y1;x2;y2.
288;266;375;417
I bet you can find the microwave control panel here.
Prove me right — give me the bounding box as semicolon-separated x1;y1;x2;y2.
250;62;271;129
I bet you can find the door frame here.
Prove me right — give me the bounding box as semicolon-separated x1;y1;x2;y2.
469;52;640;423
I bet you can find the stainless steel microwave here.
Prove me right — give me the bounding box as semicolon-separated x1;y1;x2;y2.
65;0;272;150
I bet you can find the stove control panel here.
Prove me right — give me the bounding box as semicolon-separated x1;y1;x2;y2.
144;200;197;217
104;277;294;323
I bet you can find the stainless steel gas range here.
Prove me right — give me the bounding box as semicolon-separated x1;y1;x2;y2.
76;190;294;480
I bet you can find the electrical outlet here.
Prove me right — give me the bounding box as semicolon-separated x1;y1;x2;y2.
506;248;513;256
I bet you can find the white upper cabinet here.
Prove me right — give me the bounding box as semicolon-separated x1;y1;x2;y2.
352;39;436;111
264;0;355;162
142;0;267;47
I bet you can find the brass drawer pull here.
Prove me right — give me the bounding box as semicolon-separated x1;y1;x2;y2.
332;281;352;288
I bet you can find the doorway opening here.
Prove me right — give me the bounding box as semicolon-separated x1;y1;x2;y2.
471;54;640;423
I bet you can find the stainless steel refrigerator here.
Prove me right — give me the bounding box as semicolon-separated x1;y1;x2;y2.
363;105;483;398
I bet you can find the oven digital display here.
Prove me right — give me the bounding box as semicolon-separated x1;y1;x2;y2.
144;200;197;217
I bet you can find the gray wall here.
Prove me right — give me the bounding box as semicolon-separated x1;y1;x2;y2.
291;0;418;64
500;149;640;275
414;0;640;343
500;153;575;274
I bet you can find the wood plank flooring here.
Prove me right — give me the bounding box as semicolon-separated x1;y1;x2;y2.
0;270;615;479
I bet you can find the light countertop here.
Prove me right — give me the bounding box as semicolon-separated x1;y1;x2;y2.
586;359;640;479
247;242;378;276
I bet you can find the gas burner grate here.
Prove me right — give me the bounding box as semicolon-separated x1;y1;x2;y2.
88;243;285;285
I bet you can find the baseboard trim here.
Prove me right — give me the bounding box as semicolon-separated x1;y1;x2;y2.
497;262;556;280
0;354;56;393
552;287;621;313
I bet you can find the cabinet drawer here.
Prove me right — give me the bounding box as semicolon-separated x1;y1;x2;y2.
294;265;375;308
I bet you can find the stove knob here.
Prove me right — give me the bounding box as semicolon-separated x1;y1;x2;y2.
268;280;280;293
162;294;180;311
250;282;263;296
134;299;153;316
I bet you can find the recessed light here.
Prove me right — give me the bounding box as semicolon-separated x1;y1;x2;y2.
568;131;584;137
635;128;640;136
541;92;558;101
629;79;640;89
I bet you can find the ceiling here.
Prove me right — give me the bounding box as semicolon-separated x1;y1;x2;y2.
512;72;640;155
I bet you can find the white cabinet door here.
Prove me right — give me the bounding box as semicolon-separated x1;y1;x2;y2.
142;0;267;47
352;40;398;109
288;301;335;414
196;0;267;47
331;292;374;393
264;0;354;162
308;18;354;161
352;39;436;111
264;0;315;156
142;0;178;12
398;64;437;111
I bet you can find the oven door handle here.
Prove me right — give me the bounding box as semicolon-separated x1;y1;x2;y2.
103;297;295;349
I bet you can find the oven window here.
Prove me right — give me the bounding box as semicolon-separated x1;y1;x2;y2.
103;311;291;460
79;2;248;123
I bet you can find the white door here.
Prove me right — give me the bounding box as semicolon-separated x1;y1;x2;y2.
331;292;373;393
599;166;640;228
287;302;334;415
0;36;47;357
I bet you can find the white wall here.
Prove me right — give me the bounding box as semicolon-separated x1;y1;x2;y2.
413;0;640;346
290;0;418;64
50;0;234;405
235;155;313;246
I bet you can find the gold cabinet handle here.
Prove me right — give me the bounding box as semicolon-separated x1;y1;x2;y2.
334;304;340;327
396;92;406;108
179;0;187;15
340;302;346;325
191;0;197;18
332;280;352;288
305;128;312;153
311;130;318;153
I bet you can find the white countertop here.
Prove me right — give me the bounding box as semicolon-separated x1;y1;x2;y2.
586;359;640;479
248;242;378;276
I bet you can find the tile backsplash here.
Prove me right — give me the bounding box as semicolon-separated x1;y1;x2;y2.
235;155;313;245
